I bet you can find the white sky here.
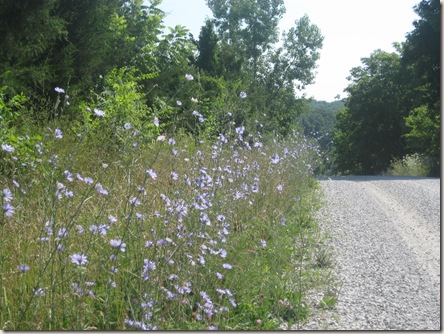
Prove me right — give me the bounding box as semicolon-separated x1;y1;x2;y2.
157;0;420;102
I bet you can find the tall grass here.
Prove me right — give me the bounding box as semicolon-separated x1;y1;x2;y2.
0;90;331;330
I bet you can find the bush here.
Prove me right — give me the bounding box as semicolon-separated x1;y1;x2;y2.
77;67;159;151
386;153;431;177
0;87;44;178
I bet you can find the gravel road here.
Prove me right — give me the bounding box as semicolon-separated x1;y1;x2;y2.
301;175;440;330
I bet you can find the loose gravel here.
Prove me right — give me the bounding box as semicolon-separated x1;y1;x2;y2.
299;176;440;330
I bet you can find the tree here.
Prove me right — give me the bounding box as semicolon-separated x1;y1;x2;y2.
264;15;324;91
53;0;120;91
0;0;166;110
244;15;323;136
401;0;440;172
402;0;440;106
206;0;286;79
53;0;165;94
196;19;219;75
146;24;196;99
332;0;440;176
333;50;409;175
0;0;65;96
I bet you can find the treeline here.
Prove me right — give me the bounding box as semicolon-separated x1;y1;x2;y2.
332;0;440;176
0;0;324;143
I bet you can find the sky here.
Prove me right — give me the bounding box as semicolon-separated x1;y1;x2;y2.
157;0;420;102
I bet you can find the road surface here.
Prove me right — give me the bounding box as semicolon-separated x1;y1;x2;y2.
302;176;440;330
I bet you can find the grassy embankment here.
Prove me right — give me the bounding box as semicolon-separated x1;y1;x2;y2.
0;91;335;330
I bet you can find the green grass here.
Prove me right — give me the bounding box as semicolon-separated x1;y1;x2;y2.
0;119;333;330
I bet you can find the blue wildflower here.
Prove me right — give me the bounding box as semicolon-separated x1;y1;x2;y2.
3;203;14;217
54;128;63;139
18;264;30;272
64;170;73;182
142;259;156;281
2;188;12;202
261;239;267;248
71;253;88;265
95;183;109;195
129;197;141;206
110;239;126;252
146;169;157;180
169;274;179;280
57;227;68;239
89;224;109;235
271;153;280;164
83;177;94;184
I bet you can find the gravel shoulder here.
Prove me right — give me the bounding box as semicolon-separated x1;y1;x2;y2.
301;176;440;330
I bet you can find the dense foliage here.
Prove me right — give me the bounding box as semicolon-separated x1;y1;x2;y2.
333;0;440;176
0;0;324;140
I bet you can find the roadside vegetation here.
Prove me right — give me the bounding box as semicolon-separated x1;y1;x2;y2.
0;81;336;329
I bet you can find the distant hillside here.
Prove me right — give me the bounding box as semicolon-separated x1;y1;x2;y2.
299;99;344;148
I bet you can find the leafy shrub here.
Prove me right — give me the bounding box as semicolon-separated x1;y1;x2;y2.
0;87;43;178
78;67;159;151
